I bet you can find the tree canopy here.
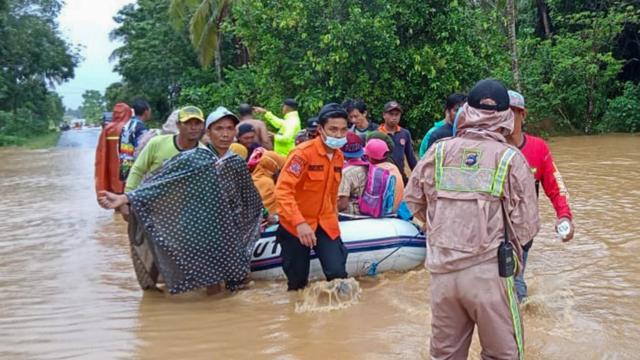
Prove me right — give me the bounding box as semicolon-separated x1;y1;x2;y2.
108;0;640;136
0;0;79;144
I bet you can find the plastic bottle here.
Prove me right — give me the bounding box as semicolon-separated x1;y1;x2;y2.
557;219;571;240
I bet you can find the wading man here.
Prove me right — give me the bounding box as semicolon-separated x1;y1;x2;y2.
95;102;131;198
275;103;350;290
507;90;575;302
125;106;205;192
119;99;151;182
405;79;540;359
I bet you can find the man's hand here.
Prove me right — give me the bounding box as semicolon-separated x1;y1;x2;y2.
253;106;267;114
296;223;316;248
556;217;575;242
97;190;128;210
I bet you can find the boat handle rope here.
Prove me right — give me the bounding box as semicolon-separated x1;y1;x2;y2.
366;233;424;276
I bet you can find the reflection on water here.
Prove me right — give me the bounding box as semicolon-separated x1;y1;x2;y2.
0;131;639;359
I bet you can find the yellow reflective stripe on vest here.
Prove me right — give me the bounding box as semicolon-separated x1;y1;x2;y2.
434;142;445;188
505;275;525;359
491;149;517;197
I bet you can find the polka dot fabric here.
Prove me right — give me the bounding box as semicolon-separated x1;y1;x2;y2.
129;148;262;294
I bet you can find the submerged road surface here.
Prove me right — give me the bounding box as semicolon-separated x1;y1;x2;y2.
0;130;639;359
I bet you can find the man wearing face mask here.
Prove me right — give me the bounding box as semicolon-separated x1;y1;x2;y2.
275;103;350;290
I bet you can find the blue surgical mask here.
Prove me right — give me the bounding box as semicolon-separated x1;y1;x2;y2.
323;134;347;149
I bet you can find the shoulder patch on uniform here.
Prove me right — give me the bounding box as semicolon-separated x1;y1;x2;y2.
287;155;306;177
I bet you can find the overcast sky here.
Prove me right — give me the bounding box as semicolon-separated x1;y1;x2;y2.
55;0;133;109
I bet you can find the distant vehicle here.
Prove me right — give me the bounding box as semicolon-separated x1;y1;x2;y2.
69;118;86;129
59;122;70;131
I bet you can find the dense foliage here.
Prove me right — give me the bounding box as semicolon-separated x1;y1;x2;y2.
0;0;79;145
108;0;207;122
108;0;640;136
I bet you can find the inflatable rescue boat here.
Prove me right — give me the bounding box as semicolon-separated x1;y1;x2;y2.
250;217;426;280
130;215;426;291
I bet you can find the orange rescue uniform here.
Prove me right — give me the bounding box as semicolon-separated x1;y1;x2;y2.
95;103;132;196
275;137;344;240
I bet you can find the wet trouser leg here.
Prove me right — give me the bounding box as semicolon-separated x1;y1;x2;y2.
430;259;524;360
277;226;348;290
314;227;348;281
277;226;311;291
514;241;533;302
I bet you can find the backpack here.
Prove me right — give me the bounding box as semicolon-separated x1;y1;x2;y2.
358;164;396;218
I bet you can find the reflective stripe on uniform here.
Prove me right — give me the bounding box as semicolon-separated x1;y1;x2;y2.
434;142;445;188
505;275;525;360
435;146;517;197
491;148;517;197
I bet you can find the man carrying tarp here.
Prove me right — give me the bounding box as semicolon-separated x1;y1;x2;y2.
98;106;262;294
253;98;301;156
404;79;540;359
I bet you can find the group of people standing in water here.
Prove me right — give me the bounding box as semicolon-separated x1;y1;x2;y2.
94;78;574;359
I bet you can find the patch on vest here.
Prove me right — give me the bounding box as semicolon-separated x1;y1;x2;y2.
462;149;481;169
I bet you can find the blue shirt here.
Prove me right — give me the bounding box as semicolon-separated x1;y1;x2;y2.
419;119;445;158
119;116;148;181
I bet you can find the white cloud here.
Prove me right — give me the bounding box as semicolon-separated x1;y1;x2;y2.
55;0;134;109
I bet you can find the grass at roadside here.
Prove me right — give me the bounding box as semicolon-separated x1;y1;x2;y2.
0;131;60;149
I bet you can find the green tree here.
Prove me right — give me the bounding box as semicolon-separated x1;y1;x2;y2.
110;0;204;121
0;0;79;141
518;3;637;133
169;0;236;81
80;90;106;124
225;0;509;134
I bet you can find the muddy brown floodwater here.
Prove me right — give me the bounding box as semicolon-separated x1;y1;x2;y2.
0;129;639;359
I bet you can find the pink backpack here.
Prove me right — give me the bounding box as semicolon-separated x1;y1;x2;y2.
358;165;396;217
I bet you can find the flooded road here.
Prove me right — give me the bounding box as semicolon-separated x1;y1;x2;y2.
0;129;639;359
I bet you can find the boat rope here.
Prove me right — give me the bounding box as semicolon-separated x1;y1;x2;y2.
366;233;424;276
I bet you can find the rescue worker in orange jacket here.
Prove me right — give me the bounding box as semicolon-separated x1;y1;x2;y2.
405;79;540;359
275;103;350;290
95;103;132;198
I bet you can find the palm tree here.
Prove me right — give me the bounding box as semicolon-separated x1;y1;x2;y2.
169;0;234;82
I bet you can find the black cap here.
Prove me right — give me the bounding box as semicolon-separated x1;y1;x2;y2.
237;123;256;137
283;98;298;109
238;103;253;117
383;101;403;113
467;79;510;112
307;116;319;130
318;103;348;124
